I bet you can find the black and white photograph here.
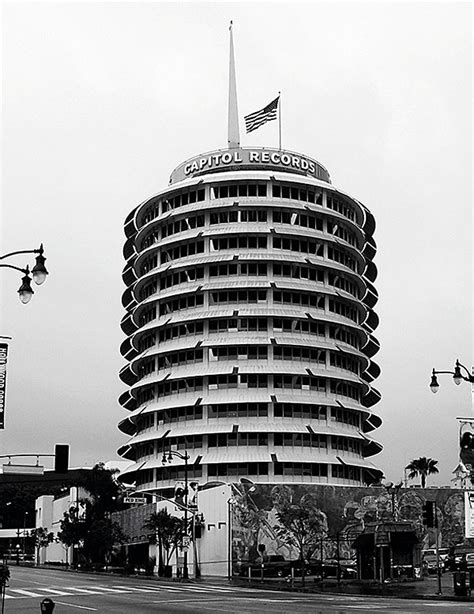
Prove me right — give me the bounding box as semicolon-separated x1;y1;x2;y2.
1;1;472;611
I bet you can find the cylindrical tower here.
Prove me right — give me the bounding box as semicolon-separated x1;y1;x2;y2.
118;147;382;493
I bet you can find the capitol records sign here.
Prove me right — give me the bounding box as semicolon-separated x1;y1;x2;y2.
169;147;331;185
0;343;7;429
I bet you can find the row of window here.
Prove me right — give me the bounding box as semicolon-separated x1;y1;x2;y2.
136;401;362;428
135;374;362;403
143;317;359;351
141;262;359;302
140;235;359;273
142;208;357;251
140;290;360;325
161;214;205;239
139;183;357;230
135;373;362;403
210;209;267;224
160;240;205;265
161;188;206;213
141;433;362;455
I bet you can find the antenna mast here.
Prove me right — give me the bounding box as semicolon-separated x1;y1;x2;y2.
227;21;240;149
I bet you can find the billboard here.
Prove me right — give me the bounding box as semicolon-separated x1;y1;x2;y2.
0;343;7;429
464;491;474;538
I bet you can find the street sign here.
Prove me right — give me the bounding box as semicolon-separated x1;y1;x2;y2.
181;536;191;551
124;496;147;504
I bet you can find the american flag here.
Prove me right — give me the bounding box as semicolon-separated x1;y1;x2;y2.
244;96;279;134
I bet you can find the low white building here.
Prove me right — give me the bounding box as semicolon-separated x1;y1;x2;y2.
35;487;86;565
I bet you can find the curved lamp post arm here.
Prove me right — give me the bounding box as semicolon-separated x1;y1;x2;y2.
430;359;474;392
0;247;42;261
0;263;29;274
0;244;48;302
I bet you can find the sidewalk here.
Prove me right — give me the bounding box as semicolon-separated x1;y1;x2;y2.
27;564;474;602
226;571;472;602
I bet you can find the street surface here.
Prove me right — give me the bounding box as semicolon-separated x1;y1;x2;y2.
2;567;473;613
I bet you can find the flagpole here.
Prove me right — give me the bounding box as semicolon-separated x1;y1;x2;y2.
278;91;281;150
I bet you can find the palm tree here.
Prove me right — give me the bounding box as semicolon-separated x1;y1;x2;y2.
143;509;182;576
405;457;439;488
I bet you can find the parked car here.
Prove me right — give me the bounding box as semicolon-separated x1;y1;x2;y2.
446;545;474;571
235;555;299;577
422;553;444;574
308;559;357;579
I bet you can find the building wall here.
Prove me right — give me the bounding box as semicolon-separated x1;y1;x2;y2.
110;484;469;578
34;487;85;564
118;147;382;491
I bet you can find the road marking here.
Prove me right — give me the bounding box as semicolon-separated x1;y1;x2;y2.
10;589;43;597
39;588;73;596
83;586;129;593
111;585;163;592
54;601;98;611
62;587;104;595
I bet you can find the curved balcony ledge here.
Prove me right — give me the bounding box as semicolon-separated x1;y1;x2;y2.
121;287;136;311
362;309;379;334
360;334;380;358
120;313;138;336
122;265;138;288
117;443;135;460
360;205;376;238
361;386;382;409
361;410;382;432
118;417;137;436
362;284;378;310
118;390;138;411
119;363;139;386
124;207;138;239
363;260;377;284
362;236;377;261
362;439;383;458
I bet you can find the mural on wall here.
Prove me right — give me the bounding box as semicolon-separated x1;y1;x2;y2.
230;484;467;571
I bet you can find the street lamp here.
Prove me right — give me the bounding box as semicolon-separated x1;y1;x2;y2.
0;244;48;303
430;359;474;393
161;449;190;580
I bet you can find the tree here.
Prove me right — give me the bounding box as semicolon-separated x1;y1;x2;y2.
57;464;127;567
0;563;9;614
29;527;54;566
143;509;182;576
406;457;439;488
274;495;326;584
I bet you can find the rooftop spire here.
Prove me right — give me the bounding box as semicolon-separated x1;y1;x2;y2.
227;21;240;149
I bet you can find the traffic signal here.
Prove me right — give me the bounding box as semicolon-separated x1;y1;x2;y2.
460;431;474;466
54;444;69;473
422;501;436;528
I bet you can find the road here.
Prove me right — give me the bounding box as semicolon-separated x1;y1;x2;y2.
2;567;472;613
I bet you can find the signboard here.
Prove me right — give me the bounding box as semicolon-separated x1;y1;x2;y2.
2;464;44;475
181;536;191;552
465;492;474;538
124;496;147;504
0;343;8;429
169;147;331;185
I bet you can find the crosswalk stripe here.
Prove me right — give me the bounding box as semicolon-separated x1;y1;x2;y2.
40;589;73;596
10;589;44;597
62;587;104;595
84;586;129;593
112;585;161;593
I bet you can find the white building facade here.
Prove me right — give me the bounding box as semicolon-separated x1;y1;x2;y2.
118;147;383;493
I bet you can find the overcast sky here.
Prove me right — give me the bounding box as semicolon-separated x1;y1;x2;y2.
1;1;472;485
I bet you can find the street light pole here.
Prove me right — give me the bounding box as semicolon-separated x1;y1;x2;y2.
162;449;190;580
